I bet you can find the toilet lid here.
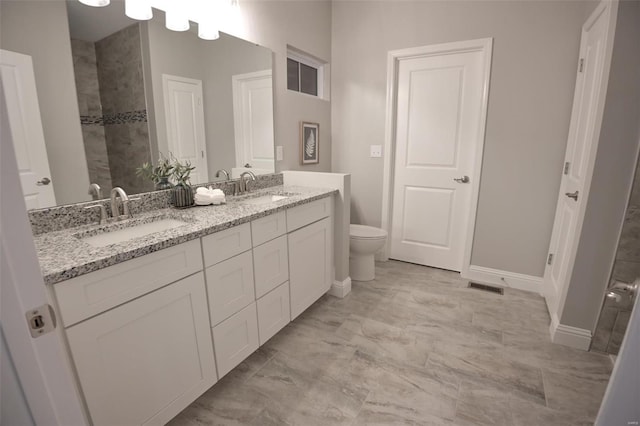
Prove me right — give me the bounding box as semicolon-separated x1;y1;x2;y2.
350;224;388;239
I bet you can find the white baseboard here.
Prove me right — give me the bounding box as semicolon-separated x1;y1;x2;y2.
549;313;592;351
329;277;352;298
463;265;543;295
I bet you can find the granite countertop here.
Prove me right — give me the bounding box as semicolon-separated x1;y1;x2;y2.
34;185;337;285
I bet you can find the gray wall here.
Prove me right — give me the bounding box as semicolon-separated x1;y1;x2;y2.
331;0;590;277
0;1;91;205
560;0;640;332
229;0;332;173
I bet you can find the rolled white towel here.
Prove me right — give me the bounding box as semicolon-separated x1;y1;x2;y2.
196;187;211;195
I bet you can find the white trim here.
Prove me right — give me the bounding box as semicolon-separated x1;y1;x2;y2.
286;45;326;99
380;38;493;270
549;313;592;351
328;277;352;299
463;265;543;294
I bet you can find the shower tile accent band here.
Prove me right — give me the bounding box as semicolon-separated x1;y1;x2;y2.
80;109;148;126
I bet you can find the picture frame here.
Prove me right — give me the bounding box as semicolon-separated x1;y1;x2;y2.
300;122;319;165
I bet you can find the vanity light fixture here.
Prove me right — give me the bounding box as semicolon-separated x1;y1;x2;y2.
79;0;110;7
165;3;190;32
125;0;153;21
198;18;220;40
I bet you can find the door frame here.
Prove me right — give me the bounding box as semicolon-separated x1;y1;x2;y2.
544;0;618;325
380;38;493;275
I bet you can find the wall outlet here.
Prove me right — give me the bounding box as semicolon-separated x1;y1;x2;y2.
370;145;382;158
276;146;283;161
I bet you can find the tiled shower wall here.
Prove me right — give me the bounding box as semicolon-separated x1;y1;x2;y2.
95;23;153;194
592;154;640;354
71;38;113;194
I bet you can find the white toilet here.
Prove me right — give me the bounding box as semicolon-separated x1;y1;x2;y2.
349;224;388;281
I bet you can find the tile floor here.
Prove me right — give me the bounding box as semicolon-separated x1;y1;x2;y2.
168;261;613;425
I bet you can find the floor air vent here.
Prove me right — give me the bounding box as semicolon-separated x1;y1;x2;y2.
468;282;504;295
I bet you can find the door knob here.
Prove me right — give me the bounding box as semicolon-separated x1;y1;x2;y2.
36;177;51;186
565;191;579;201
453;175;470;184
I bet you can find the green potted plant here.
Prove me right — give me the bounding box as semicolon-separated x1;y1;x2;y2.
136;154;174;190
171;159;196;208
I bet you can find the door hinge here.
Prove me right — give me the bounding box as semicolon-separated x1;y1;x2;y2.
547;253;554;266
201;150;205;158
564;162;570;175
25;304;56;338
579;58;584;73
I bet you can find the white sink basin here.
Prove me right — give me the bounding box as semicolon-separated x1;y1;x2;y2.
77;218;188;247
239;194;289;205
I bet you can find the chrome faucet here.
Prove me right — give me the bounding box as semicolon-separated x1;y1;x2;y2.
215;169;230;180
88;183;103;200
110;187;130;221
239;171;257;193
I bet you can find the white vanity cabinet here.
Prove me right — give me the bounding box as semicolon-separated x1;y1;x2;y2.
54;240;216;426
287;197;334;319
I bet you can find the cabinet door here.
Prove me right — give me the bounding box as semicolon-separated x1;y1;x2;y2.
66;273;216;426
253;235;289;298
257;281;291;345
288;217;333;319
206;251;255;326
201;223;252;267
212;303;259;378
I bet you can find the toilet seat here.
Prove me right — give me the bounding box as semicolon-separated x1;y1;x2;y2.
350;224;387;239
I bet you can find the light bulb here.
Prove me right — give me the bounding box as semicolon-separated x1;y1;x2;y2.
79;0;110;7
198;20;219;40
125;0;153;20
165;9;189;32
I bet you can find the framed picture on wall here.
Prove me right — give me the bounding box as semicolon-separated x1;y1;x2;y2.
300;122;319;164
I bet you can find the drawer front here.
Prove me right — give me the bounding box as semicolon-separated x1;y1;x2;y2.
256;281;290;345
66;272;217;426
212;302;259;378
251;211;286;246
201;223;252;267
206;251;255;326
54;239;203;327
286;196;332;232
253;235;289;298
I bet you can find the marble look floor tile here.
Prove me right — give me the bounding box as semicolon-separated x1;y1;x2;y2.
454;381;514;426
542;367;610;419
167;260;612;426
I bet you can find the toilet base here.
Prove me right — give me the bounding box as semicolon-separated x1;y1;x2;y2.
350;254;375;281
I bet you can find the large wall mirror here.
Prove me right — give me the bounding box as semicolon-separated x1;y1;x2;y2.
22;1;275;207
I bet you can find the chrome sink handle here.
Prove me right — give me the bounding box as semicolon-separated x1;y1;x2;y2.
239;171;257;193
84;204;108;225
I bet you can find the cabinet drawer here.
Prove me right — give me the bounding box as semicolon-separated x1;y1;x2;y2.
253;235;289;298
212;302;259;378
286;196;332;232
257;281;290;345
66;272;217;426
201;223;252;267
206;251;255;326
251;211;286;246
54;239;203;327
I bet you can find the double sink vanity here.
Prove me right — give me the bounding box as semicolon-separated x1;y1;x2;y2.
33;183;336;426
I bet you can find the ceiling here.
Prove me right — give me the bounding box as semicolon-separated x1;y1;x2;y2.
66;0;135;42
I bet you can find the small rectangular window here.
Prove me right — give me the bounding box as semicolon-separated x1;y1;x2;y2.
286;46;326;99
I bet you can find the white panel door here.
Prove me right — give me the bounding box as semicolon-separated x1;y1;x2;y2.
232;70;275;171
544;2;615;315
0;49;56;209
66;273;217;426
163;74;209;184
390;48;485;271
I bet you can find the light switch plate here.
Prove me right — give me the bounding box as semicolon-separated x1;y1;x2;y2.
276;146;283;161
370;145;382;158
